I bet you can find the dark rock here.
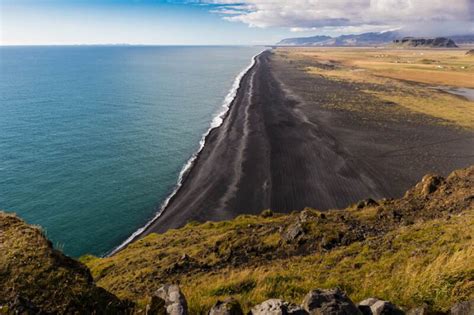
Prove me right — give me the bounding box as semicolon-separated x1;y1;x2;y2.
209;297;243;315
465;49;474;56
155;284;188;315
147;296;167;315
357;198;379;209
450;300;474;315
250;299;307;315
282;221;306;243
359;304;373;315
358;298;404;315
302;288;361;314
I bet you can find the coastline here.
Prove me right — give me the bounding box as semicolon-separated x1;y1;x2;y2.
109;50;264;255
114;48;474;254
133;50;390;237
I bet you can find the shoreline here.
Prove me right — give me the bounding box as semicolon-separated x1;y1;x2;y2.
113;48;474;254
131;50;391;237
108;50;264;255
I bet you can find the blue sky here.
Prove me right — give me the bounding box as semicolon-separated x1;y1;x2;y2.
0;0;300;45
1;0;472;45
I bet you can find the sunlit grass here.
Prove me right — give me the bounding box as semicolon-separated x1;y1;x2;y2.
279;48;474;129
84;210;474;314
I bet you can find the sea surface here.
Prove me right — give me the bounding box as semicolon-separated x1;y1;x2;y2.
0;45;262;257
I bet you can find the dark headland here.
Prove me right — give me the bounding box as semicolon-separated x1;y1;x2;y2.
135;49;474;238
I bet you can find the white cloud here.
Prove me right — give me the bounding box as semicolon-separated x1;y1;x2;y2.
203;0;473;34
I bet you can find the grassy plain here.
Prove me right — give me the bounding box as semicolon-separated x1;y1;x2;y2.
276;48;474;129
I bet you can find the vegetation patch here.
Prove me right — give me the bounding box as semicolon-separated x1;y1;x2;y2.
276;48;474;129
210;279;257;296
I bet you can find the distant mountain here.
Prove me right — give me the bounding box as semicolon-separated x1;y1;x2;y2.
393;37;458;48
276;31;474;47
277;35;332;46
450;34;474;44
276;31;400;46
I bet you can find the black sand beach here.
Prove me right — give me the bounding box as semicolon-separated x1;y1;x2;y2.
138;50;474;236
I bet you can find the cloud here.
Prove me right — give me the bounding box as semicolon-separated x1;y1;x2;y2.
202;0;473;34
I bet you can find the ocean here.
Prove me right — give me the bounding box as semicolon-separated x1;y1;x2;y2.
0;45;262;257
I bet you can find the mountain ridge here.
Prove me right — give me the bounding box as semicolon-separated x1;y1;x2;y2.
276;31;474;46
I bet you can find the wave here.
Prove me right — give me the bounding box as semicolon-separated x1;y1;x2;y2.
108;49;264;256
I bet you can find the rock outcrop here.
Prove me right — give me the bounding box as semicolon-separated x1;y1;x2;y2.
302;288;361;315
250;299;307;315
155;285;188;315
393;37;458;48
358;298;404;315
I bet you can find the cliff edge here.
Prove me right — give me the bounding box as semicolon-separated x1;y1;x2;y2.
1;165;473;314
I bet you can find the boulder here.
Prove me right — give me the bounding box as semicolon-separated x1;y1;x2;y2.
282;221;306;243
155;284;188;315
358;298;380;315
358;298;404;315
250;299;307;315
209;297;243;315
302;288;361;314
450;300;474;315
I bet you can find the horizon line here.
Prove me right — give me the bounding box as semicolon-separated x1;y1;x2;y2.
0;43;268;47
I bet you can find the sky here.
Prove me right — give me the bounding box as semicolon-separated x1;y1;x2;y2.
1;0;473;45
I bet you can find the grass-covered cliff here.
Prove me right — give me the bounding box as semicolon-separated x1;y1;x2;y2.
0;212;131;313
1;166;473;314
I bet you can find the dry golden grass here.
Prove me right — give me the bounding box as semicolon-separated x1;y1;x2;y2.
172;213;474;313
288;48;474;87
84;208;474;314
278;48;474;129
366;91;474;128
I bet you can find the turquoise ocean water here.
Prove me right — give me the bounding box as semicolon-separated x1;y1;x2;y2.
0;46;261;257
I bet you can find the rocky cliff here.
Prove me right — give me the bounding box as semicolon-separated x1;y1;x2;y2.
1;166;473;314
393;37;458;48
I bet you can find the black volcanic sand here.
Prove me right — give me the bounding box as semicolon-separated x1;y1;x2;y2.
138;50;474;236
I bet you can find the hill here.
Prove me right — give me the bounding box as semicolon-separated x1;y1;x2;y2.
1;166;473;314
